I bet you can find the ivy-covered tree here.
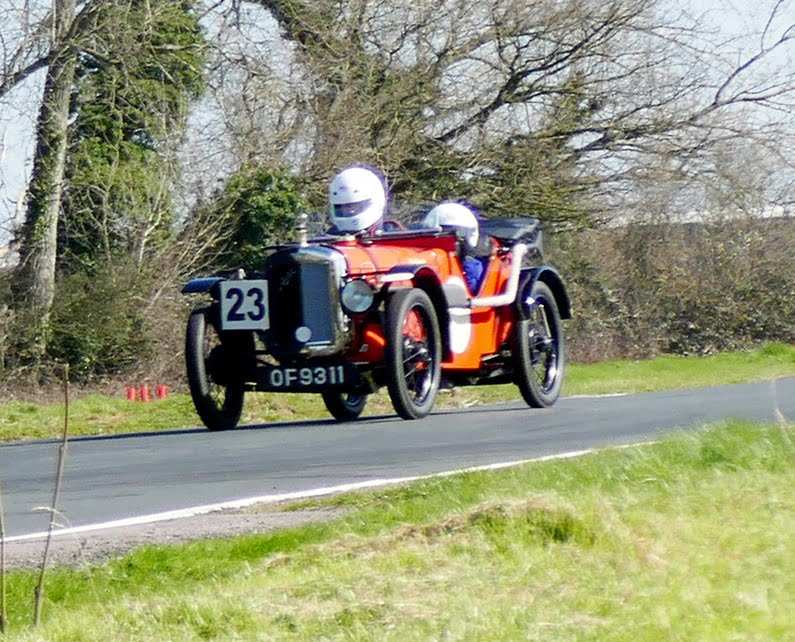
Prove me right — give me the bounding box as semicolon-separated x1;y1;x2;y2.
10;0;78;365
61;0;206;273
9;0;206;376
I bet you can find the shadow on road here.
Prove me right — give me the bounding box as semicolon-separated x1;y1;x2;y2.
1;413;404;447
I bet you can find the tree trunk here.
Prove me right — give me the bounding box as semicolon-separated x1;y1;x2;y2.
12;0;76;363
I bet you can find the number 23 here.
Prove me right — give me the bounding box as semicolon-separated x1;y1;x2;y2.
225;286;266;321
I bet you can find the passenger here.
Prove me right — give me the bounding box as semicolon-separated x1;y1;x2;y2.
423;202;489;294
327;166;387;236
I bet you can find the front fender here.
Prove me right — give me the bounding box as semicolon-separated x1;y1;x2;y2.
518;267;572;319
181;277;224;296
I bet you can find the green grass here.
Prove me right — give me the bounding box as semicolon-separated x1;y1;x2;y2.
565;341;795;395
1;343;793;442
4;420;794;640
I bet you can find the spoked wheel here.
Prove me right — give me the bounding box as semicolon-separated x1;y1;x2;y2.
186;303;252;431
321;392;368;421
513;281;565;408
385;289;441;419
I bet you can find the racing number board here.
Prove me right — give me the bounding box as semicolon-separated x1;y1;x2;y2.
219;280;270;330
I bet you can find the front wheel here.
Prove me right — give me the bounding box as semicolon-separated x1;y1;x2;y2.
513;281;565;408
321;392;368;421
385;289;442;419
186;304;250;431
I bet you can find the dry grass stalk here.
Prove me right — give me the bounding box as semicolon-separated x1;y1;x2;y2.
34;364;71;626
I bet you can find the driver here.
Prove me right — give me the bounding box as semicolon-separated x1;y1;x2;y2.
327;166;387;236
423;202;488;294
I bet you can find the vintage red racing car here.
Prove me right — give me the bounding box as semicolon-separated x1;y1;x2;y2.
182;215;571;430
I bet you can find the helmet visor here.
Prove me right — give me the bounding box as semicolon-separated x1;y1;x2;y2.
440;224;466;237
334;200;371;218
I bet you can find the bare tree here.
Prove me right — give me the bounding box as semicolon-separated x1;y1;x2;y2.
191;0;794;225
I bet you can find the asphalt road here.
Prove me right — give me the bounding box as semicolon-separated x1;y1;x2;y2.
1;377;793;538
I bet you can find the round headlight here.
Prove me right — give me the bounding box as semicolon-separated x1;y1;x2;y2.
341;279;375;314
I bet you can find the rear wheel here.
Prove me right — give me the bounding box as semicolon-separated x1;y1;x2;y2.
385;289;441;419
321;392;368;421
513;281;565;408
186;304;252;430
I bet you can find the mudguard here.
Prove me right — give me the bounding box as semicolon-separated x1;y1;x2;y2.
181;277;224;295
517;267;572;319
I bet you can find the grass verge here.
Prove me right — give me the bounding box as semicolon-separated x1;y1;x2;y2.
3;419;793;640
0;343;793;442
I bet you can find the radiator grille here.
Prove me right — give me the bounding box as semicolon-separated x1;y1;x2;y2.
266;249;342;355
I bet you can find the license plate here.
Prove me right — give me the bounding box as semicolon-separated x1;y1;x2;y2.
219;280;270;330
257;363;360;392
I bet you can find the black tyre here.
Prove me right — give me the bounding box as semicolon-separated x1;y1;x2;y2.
321;392;368;421
513;281;565;408
186;303;251;430
385;289;442;419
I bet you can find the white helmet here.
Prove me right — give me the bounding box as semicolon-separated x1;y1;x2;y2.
423;202;479;249
328;166;386;233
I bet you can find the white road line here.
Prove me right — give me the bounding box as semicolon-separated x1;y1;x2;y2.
5;447;597;543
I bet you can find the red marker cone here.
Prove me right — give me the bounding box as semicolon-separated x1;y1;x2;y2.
126;386;138;401
156;384;168;400
139;385;151;402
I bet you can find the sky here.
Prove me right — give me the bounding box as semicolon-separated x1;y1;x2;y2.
0;68;43;242
0;0;793;250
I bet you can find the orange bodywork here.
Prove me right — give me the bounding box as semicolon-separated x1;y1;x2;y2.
330;233;518;372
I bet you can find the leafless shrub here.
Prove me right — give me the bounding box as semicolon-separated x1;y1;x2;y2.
556;214;795;362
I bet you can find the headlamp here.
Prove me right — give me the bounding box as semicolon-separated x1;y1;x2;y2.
341;279;375;314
